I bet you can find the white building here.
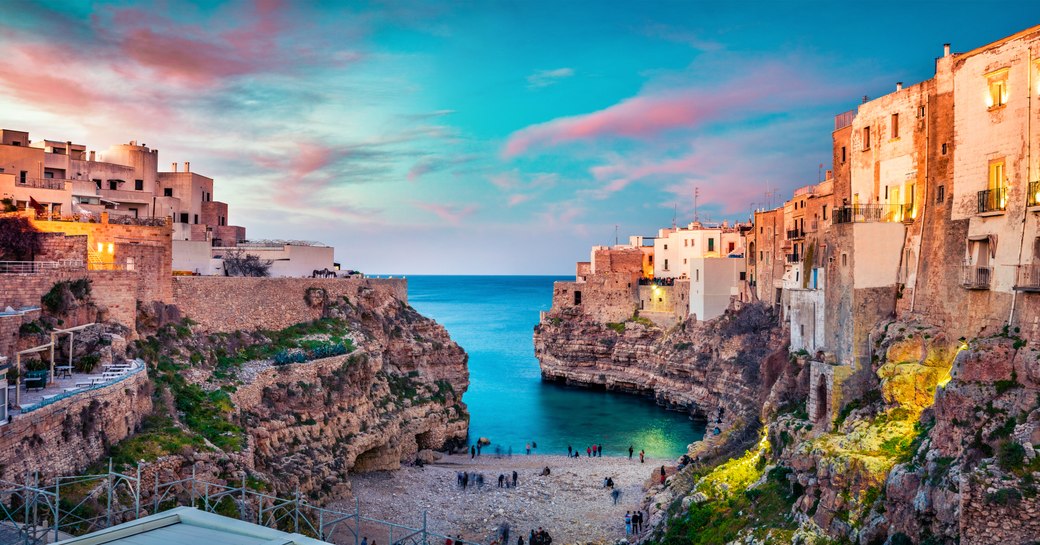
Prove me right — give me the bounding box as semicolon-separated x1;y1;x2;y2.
688;256;746;321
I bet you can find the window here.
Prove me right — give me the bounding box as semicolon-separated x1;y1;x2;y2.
708;238;715;252
109;180;117;190
18;171;27;184
891;113;899;139
179;212;189;223
823;205;828;220
573;291;582;305
134;179;144;191
194;214;199;224
128;207;138;218
842;253;848;267
937;185;946;203
739;271;746;281
987;70;1008;109
696;269;700;281
163;188;173;197
664;244;668;250
93;179;102;189
918;105;925;117
841;146;846;163
664;259;669;270
989;159;1006;190
942;143;948;155
862;126;871;150
684;239;688;247
728;242;735;253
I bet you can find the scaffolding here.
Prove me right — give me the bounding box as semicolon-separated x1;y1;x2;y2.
0;461;484;545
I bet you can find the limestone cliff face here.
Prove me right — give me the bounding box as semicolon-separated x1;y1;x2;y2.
233;291;470;496
128;283;469;499
534;305;789;446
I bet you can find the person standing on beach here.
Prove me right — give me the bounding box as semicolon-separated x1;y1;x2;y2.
660;465;666;484
517;536;524;545
586;446;591;457
639;449;645;463
525;443;530;455
471;445;476;459
362;538;368;545
567;445;572;456
611;488;621;505
624;511;632;535
498;474;505;487
628;445;633;459
512;470;518;487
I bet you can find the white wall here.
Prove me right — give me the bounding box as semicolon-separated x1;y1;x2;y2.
790;288;825;353
172;240;217;274
852;222;906;288
689;257;745;321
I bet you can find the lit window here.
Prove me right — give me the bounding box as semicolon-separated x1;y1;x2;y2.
989;159;1006;190
987;69;1009;108
107;243;114;253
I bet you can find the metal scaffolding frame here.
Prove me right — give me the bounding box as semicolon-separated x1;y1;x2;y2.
0;461;483;545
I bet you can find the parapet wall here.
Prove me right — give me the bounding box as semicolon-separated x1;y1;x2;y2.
0;270;139;337
172;277;409;332
0;370;152;482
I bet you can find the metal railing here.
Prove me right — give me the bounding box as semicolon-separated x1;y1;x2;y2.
977;187;1007;214
0;463;488;545
961;265;992;290
1028;181;1040;208
832;204;904;224
786;253;800;263
0;260;84;274
834;109;856;131
902;203;916;222
786;229;804;240
18;364;145;414
1015;264;1040;291
19;178;69;191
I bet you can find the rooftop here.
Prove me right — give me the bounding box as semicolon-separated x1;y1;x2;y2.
53;506;332;545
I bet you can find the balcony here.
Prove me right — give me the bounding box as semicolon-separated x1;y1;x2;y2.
786;228;805;240
786;253;800;263
19;178;69;191
961;265;992;290
1015;264;1040;292
1028;181;1040;208
834;109;856;131
833;204;904;224
902;203;917;223
977;187;1007;214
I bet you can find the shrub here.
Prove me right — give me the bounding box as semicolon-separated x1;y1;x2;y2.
997;441;1026;471
75;353;101;373
606;322;625;334
986;487;1023;506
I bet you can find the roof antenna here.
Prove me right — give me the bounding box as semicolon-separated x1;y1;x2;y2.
693;187;700;223
614;224;619;246
672;203;677;229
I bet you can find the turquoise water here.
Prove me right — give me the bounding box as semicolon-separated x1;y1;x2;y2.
404;275;704;459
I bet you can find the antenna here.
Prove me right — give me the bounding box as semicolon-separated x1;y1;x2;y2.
672;203;677;229
818;163;823;183
614;224;619;246
693;187;700;223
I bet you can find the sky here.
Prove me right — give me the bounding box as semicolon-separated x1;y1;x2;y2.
2;1;1039;274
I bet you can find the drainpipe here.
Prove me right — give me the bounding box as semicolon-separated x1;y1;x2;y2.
909;89;930;313
1009;48;1033;327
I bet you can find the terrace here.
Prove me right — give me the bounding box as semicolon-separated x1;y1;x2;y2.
833;204;905;224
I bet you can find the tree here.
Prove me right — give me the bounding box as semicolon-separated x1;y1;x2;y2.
222;248;272;277
0;215;42;261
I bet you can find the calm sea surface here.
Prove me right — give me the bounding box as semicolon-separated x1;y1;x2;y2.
402;275;704;459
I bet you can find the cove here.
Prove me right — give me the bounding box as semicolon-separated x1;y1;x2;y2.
404;275;705;459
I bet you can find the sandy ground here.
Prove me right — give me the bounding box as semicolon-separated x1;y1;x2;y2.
331;453;669;545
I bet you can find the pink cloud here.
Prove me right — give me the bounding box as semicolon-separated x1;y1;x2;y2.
507;194;532;206
502;64;836;157
413;202;478;225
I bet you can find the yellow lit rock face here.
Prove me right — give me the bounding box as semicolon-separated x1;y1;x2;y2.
876;329;958;414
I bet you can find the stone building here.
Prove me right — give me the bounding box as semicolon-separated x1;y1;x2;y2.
0;129;335;277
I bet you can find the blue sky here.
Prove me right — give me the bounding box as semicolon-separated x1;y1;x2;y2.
2;1;1038;273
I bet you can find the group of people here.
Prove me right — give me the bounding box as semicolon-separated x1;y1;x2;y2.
624;510;646;535
497;471;519;488
520;527;552;545
457;471;486;490
565;444;609;458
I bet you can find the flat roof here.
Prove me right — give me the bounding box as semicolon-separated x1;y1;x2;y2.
53;506;333;545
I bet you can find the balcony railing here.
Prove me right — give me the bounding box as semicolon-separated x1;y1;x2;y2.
977;187;1007;214
19;178;69;190
833;204;904;224
961;265;992;290
786;253;800;263
1028;181;1040;208
0;260;84;274
786;228;805;240
834;109;856;131
902;203;917;222
1015;264;1040;292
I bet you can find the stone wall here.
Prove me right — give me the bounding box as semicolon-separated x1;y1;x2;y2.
0;271;140;339
0;370;152;482
0;309;40;362
36;232;87;264
549;272;641;325
959;472;1040;544
172;276;408;332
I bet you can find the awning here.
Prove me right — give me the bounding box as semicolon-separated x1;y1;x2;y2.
966;234;997;258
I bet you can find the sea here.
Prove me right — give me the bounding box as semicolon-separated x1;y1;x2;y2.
403;275;705;459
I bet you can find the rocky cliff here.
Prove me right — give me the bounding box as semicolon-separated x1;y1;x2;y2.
118;282;470;499
535;304;791;456
537;304;1038;544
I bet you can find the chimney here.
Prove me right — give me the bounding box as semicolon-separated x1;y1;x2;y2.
171;162;178;172
896;82;903;91
89;150;95;161
825;169;832;179
185;161;190;172
862;95;869;104
943;43;951;57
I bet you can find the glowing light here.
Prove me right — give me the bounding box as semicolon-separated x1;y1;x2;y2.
107;243;114;253
96;242;103;253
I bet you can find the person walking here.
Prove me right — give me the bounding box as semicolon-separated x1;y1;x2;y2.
362;538;368;545
611;488;621;505
625;511;632;535
498;474;505;487
471;445;476;459
639;449;645;463
512;470;518;487
525;443;531;455
660;465;666;485
628;445;633;459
